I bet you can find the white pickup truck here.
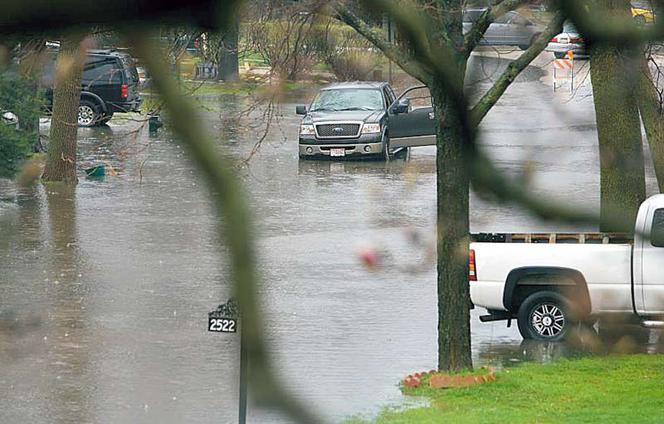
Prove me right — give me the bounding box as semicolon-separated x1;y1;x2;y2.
469;194;664;341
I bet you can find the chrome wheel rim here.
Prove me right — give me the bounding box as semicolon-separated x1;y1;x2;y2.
531;303;565;338
78;105;95;126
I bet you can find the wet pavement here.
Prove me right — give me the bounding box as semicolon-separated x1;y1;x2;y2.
0;54;662;423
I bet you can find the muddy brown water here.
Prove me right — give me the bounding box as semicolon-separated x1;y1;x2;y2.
1;55;662;423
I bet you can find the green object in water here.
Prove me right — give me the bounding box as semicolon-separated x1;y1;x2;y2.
85;165;106;178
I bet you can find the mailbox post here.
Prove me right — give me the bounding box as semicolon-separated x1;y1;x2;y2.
209;298;247;424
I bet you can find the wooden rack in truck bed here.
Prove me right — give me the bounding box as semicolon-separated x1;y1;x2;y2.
471;232;633;244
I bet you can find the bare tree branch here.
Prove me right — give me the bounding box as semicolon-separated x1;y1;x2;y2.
333;1;432;83
470;11;565;126
126;31;324;424
556;0;664;44
0;0;237;34
463;0;527;56
359;0;606;227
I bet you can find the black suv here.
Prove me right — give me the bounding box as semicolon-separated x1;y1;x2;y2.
43;49;142;127
296;82;436;159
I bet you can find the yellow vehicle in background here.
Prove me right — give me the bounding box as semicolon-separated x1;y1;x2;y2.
632;2;655;24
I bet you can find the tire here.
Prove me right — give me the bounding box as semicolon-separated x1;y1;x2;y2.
98;112;114;125
517;291;572;341
634;15;646;25
382;136;390;162
520;33;540;50
78;99;103;127
394;146;411;160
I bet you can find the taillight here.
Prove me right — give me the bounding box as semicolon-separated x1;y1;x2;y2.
121;84;128;99
550;36;558;42
469;249;477;282
569;37;584;44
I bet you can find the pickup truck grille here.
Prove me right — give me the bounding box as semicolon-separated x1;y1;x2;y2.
315;123;361;139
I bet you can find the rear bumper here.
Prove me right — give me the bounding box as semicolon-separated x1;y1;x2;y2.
546;42;588;57
108;98;142;113
470;280;508;311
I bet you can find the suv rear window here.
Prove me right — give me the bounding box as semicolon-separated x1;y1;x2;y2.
119;55;139;84
83;57;123;84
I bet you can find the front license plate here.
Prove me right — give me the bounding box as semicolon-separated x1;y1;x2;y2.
330;148;346;157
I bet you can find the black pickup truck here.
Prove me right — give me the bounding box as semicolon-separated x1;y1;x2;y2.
296;82;436;159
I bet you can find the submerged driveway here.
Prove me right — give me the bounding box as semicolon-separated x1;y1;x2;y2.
0;54;660;423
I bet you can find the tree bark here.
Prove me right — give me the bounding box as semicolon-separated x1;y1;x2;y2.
589;0;645;231
637;58;664;193
42;34;85;184
217;18;239;81
432;81;472;372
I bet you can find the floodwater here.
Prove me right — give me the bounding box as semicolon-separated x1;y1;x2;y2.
0;54;662;423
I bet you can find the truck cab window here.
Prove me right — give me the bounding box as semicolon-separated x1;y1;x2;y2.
651;209;664;247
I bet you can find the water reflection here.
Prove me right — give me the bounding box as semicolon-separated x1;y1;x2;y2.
44;184;91;424
476;325;664;369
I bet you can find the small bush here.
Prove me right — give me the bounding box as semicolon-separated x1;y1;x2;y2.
0;72;42;178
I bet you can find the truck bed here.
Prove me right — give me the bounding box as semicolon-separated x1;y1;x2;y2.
469;236;634;313
471;232;633;244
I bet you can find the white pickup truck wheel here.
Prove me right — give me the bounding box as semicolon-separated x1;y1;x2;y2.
517;291;571;341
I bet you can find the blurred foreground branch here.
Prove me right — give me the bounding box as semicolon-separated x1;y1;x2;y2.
126;32;323;424
0;0;230;34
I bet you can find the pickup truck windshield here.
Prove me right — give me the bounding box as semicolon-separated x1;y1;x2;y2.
310;88;383;112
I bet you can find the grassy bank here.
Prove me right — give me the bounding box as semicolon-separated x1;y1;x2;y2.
348;355;664;423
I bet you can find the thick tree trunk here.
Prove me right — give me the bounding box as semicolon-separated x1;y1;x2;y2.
42;35;85;184
637;58;664;193
217;19;239;82
589;0;645;231
432;81;472;372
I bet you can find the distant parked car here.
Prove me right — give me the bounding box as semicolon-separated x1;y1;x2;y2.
42;49;142;127
546;21;588;59
462;9;543;50
1;111;19;129
632;1;655;24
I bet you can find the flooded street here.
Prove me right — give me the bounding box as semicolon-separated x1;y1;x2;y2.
1;55;662;423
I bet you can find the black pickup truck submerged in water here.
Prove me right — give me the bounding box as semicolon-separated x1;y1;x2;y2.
296;82;437;159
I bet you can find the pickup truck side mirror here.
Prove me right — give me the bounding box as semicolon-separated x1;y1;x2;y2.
391;98;410;114
296;105;307;115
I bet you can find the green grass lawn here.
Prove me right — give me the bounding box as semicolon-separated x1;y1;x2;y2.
347;355;664;424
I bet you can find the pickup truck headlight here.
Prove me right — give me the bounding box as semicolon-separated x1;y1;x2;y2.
300;124;316;136
361;123;381;134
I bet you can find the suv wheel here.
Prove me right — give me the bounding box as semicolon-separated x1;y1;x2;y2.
78;100;102;127
98;112;114;125
517;291;571;341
